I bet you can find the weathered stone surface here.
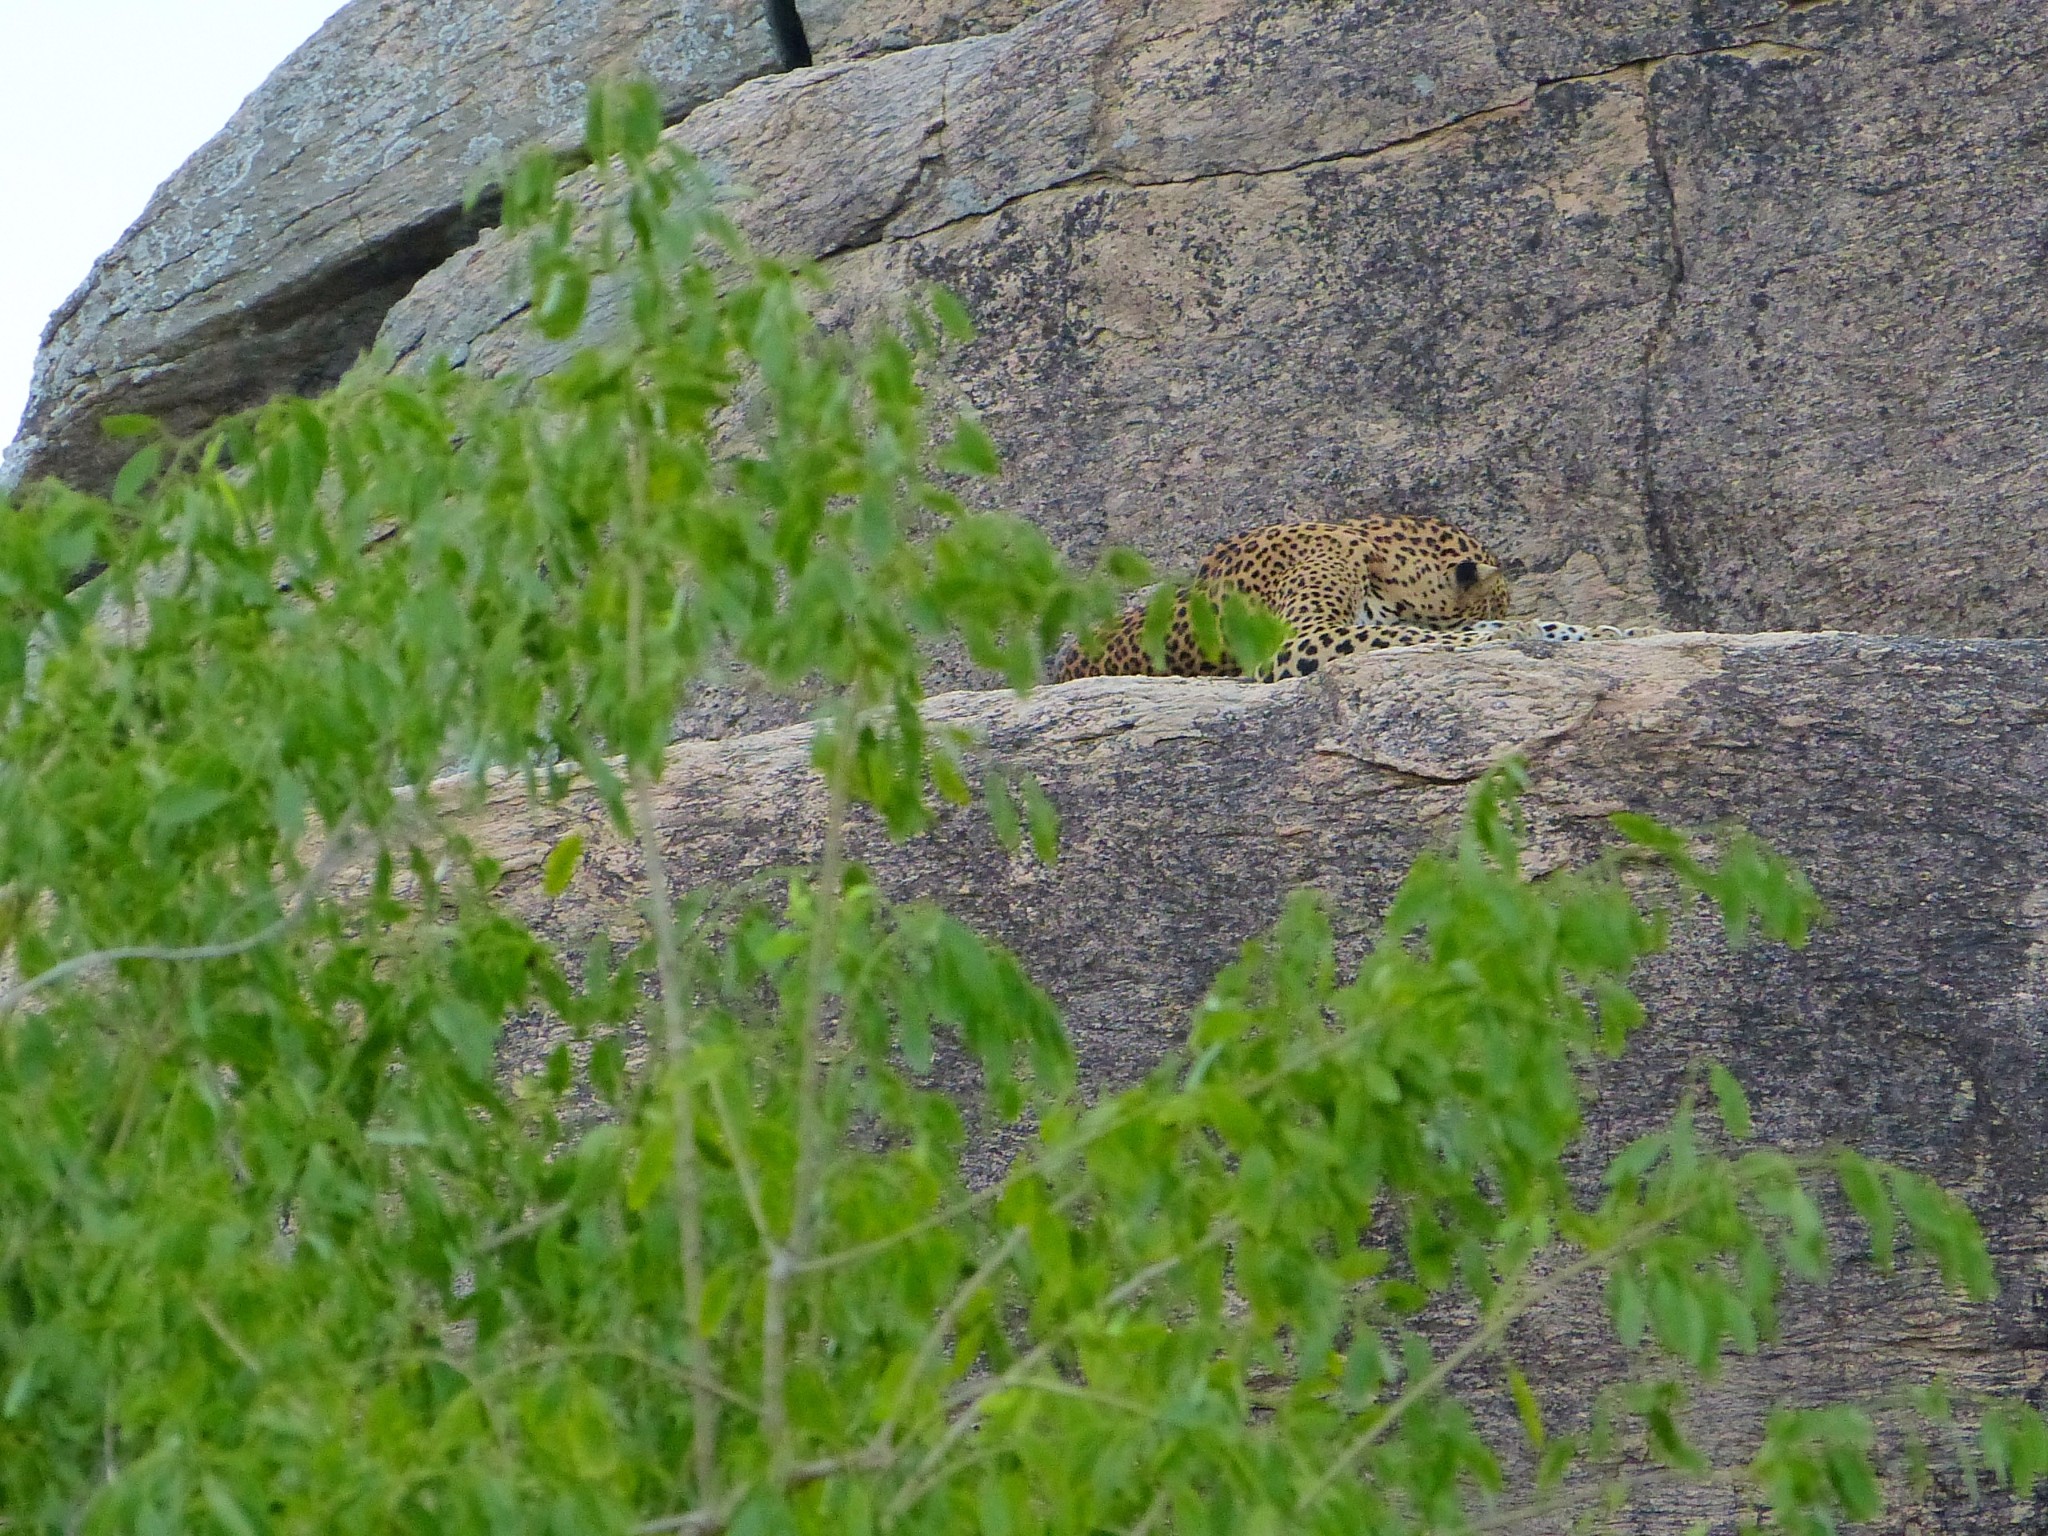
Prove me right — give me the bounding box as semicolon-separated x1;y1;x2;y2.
472;632;2048;1514
381;0;2048;638
13;0;2045;1516
7;0;774;492
1645;2;2048;637
822;0;1040;56
2;0;1047;494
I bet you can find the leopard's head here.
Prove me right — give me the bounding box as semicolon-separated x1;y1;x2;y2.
1362;515;1511;623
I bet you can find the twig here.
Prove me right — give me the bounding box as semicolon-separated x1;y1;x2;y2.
0;819;359;1018
1300;1200;1704;1513
377;1340;758;1422
799;1010;1398;1279
1462;1466;1731;1535
633;763;721;1500
793;1052;1202;1281
188;1293;262;1375
762;712;856;1467
507;1343;759;1419
795;1178;1015;1277
478;1199;572;1253
1124;1486;1170;1536
634;1448;894;1535
1000;1375;1157;1420
706;1077;778;1251
873;1224;1030;1450
886;1224;1235;1525
634;1507;728;1536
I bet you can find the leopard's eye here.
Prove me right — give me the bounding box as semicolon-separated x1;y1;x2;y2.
1455;559;1480;587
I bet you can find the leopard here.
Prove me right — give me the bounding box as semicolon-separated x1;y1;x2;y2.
1051;514;1656;683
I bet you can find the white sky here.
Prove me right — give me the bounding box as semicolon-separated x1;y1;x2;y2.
0;0;350;454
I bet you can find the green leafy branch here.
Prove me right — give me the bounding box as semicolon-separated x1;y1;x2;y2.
0;77;2037;1536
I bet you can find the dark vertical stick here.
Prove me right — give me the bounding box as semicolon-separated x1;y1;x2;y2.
764;0;813;68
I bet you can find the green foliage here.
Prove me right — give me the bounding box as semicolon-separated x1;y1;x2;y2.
0;79;2038;1536
1219;589;1289;676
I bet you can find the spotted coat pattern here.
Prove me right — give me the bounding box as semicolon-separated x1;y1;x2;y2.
1052;516;1653;682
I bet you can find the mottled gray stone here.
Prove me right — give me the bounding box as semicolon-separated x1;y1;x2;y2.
8;0;775;492
470;633;2048;1523
1644;1;2048;636
380;0;1793;624
2;0;1046;494
822;0;1040;56
379;0;2048;639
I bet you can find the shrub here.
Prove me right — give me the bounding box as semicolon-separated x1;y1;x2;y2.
0;81;2038;1535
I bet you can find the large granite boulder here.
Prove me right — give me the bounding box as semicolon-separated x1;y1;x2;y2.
2;0;1040;494
17;0;2044;636
471;632;2048;1514
382;0;2048;637
4;0;2046;1515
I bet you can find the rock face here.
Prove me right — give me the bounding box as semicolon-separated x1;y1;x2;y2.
1644;6;2048;637
478;634;2048;1504
382;0;2048;637
1;0;1034;493
18;0;2046;636
8;3;2048;1512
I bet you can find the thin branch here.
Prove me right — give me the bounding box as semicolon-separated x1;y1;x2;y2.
1300;1199;1704;1513
626;428;720;1503
188;1293;262;1375
706;1077;778;1252
762;712;856;1467
800;1013;1389;1278
634;762;722;1500
1463;1466;1732;1535
795;1178;1013;1277
1124;1487;1170;1536
873;1223;1030;1450
379;1341;759;1422
634;1504;730;1536
1000;1374;1157;1420
506;1343;761;1420
634;1447;894;1535
886;1223;1235;1526
0;819;359;1018
478;1199;571;1253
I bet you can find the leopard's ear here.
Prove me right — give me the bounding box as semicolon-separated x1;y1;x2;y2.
1456;560;1501;589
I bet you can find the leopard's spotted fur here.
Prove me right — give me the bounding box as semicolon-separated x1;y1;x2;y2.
1052;516;1655;682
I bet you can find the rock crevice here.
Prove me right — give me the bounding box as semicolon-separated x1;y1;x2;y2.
1636;60;1694;626
765;0;815;67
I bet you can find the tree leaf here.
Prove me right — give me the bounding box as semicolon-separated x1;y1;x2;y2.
985;771;1022;854
201;1477;259;1536
1220;589;1287;675
1017;774;1059;867
1510;1365;1546;1448
543;833;587;897
929;285;976;343
112;443;162;507
939;416;1001;477
533;252;591;339
1835;1151;1895;1272
1708;1062;1753;1140
1139;584;1178;671
1186;583;1222;665
627;1117;676;1212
